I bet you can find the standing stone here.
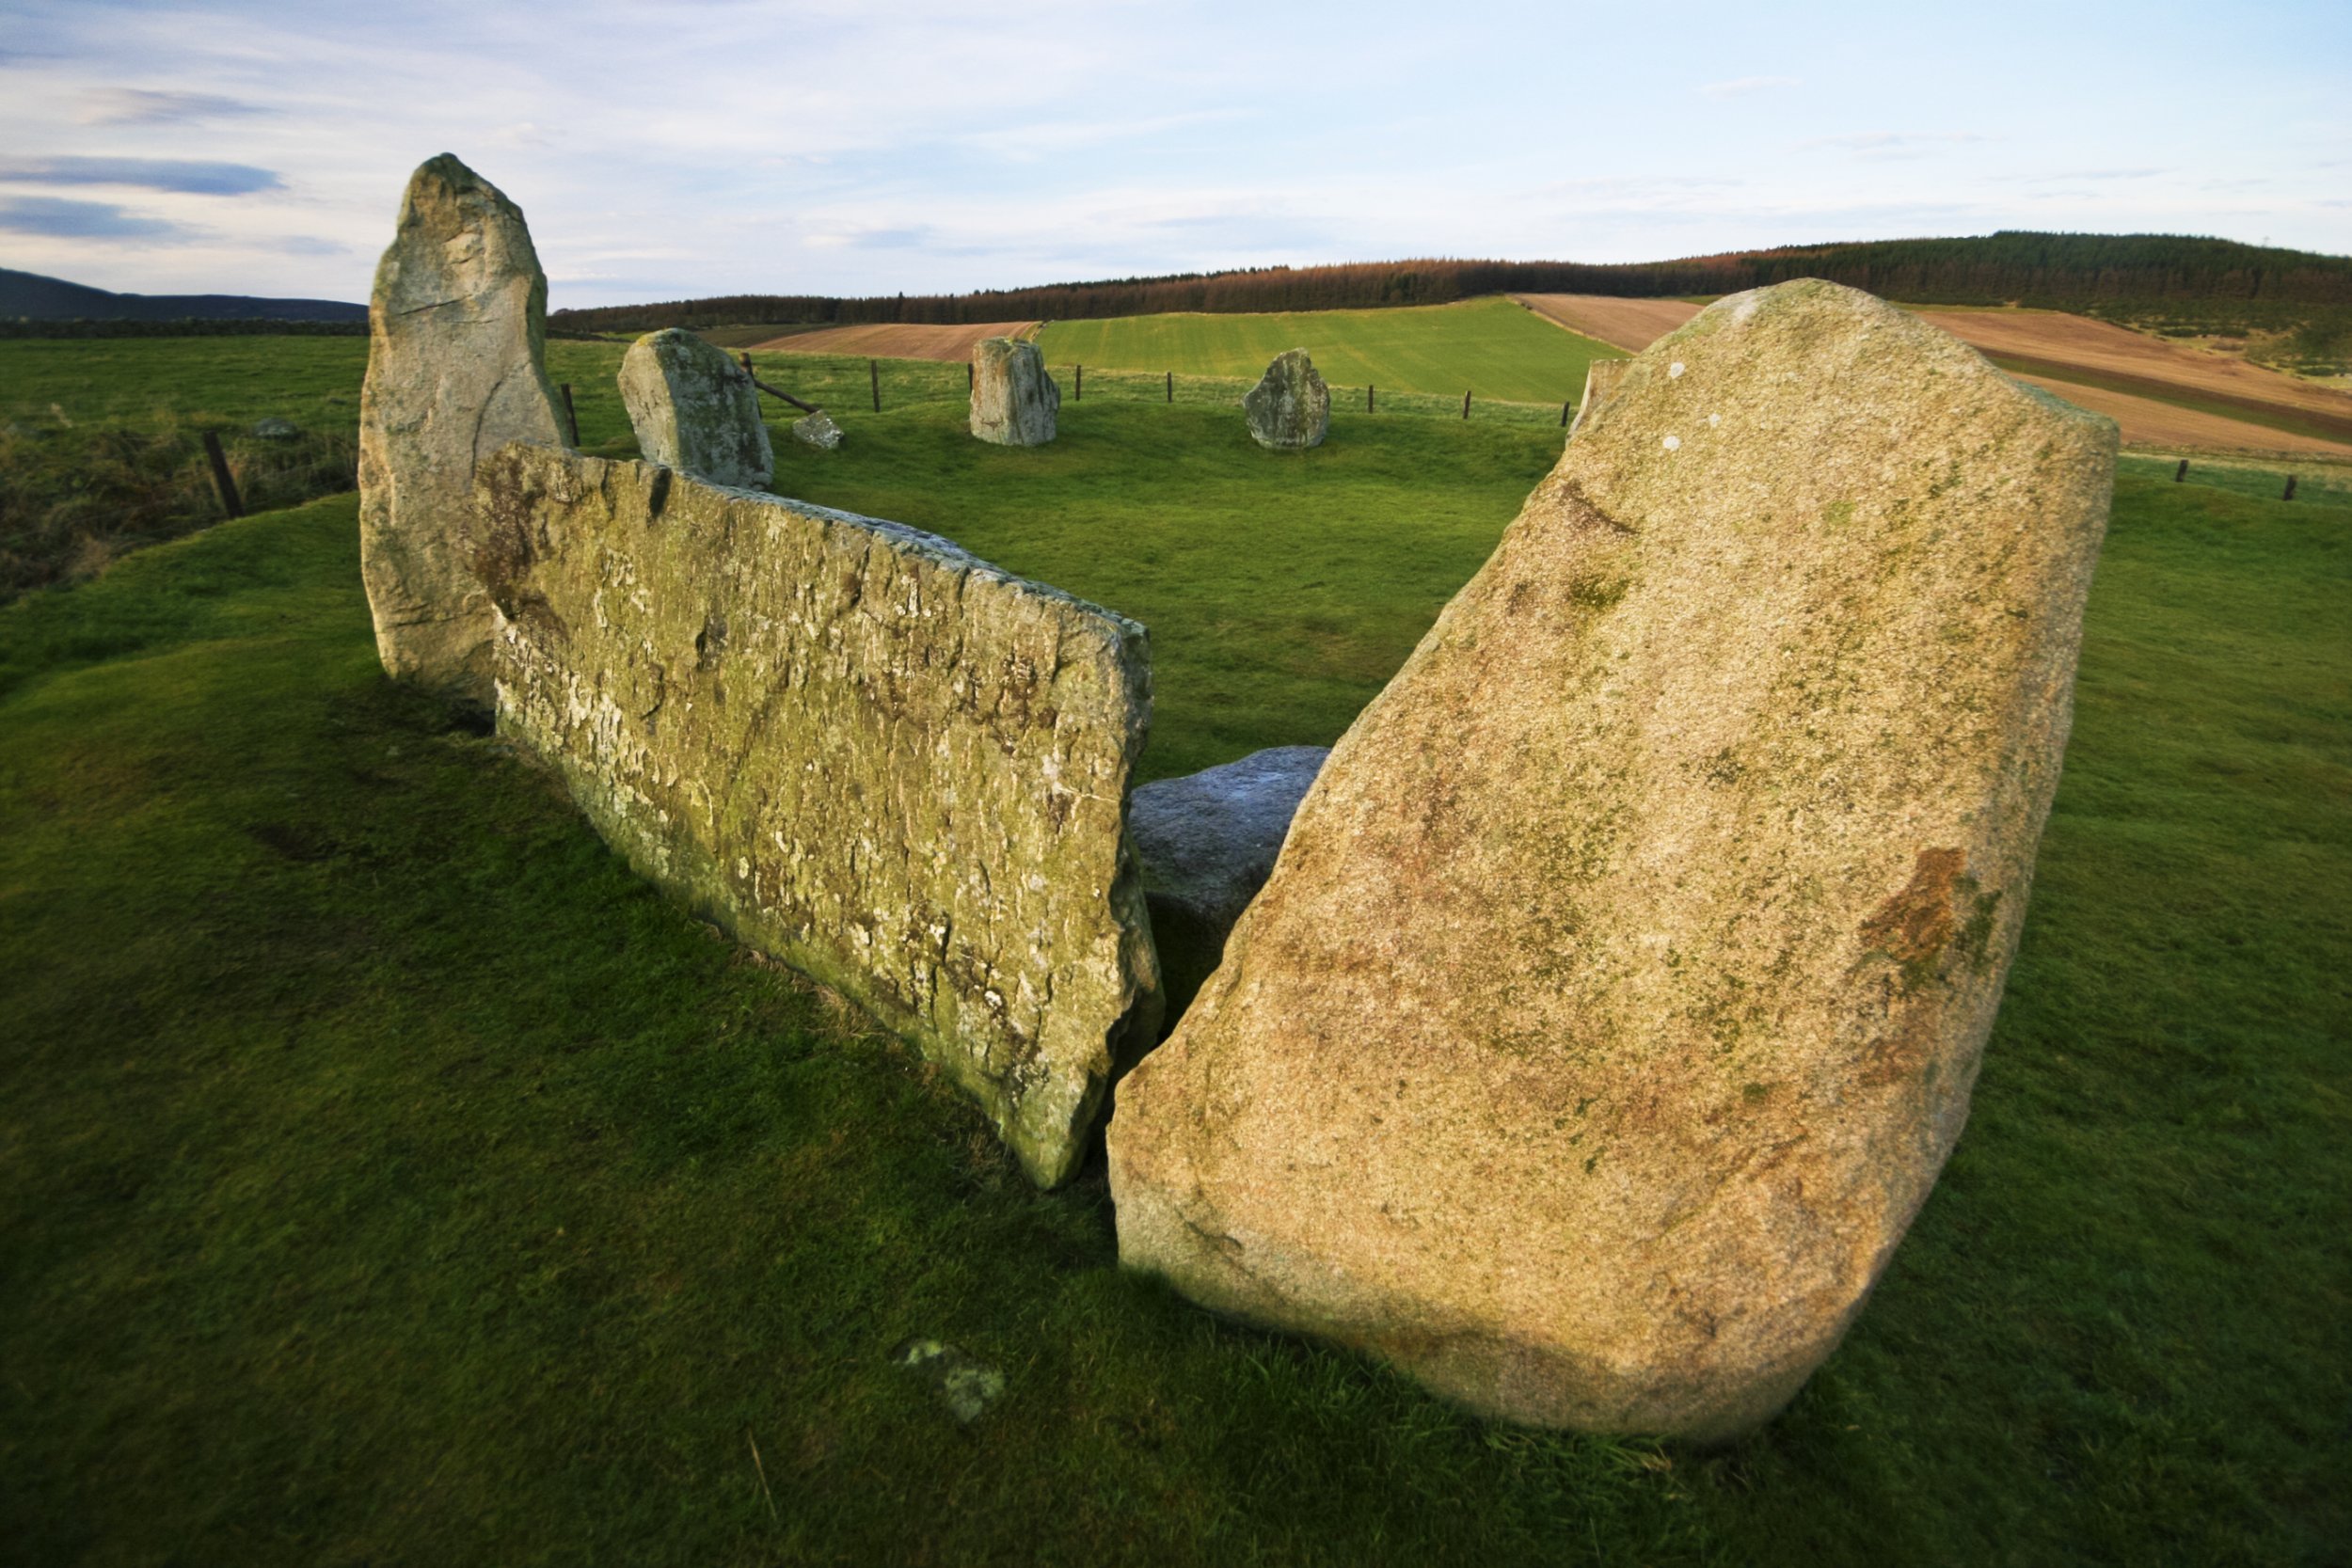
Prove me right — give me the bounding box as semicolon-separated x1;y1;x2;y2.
1130;747;1328;1025
792;410;844;451
970;338;1058;446
1244;349;1330;451
1109;280;2116;1441
618;328;774;489
472;443;1162;1188
358;153;563;703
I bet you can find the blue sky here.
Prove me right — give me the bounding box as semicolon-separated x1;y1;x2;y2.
0;0;2344;309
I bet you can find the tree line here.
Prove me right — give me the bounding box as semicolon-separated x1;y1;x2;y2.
548;232;2352;333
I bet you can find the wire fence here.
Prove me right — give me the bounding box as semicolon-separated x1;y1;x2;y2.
738;351;1578;429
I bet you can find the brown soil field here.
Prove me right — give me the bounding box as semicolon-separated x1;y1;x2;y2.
749;321;1038;360
1518;293;2352;456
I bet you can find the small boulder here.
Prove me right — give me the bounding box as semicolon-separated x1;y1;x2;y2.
792;410;843;451
970;338;1058;446
619;327;773;489
250;417;300;439
1244;349;1330;451
1131;747;1328;1024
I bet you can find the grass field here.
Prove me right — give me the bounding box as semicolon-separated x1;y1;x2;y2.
1034;296;1618;405
3;383;2346;1563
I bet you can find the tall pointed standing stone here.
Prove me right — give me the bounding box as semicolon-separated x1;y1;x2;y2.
358;153;562;703
1108;280;2117;1442
970;338;1058;446
619;327;774;489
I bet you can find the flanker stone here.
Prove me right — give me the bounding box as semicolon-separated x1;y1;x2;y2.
1244;349;1330;451
473;442;1162;1187
1129;747;1328;1025
619;327;774;488
1108;280;2116;1441
970;338;1058;446
1567;357;1629;438
793;410;844;450
358;153;563;703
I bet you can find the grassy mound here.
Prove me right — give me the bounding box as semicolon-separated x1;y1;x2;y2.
2;401;2345;1563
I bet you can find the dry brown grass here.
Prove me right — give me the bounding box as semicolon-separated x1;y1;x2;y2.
751;321;1039;360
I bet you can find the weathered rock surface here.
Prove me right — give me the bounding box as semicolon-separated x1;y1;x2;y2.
619;327;773;488
1131;747;1328;1025
970;338;1058;446
1108;280;2116;1441
793;410;844;451
358;153;563;702
473;442;1162;1187
1244;349;1331;451
1567;357;1628;438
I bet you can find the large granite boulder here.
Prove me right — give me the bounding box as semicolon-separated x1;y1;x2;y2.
1108;280;2116;1441
618;327;773;489
970;338;1058;446
358;153;563;703
1130;747;1327;1026
1244;349;1330;451
473;443;1162;1187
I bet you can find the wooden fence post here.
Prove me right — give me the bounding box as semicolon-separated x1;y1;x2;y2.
559;383;580;446
1462;389;1471;420
1560;399;1572;428
2284;474;2297;501
1166;371;1172;404
1075;364;1083;401
870;359;881;413
2174;458;2188;482
1368;385;1375;413
968;361;975;392
200;430;244;519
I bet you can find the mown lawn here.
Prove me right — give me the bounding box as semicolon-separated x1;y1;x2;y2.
1034;296;1619;405
1;396;2345;1565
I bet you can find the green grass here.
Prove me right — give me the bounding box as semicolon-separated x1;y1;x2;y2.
4;388;2349;1565
1035;296;1619;405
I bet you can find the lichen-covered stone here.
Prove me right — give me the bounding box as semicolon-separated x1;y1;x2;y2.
793;410;844;451
1130;747;1327;1026
473;442;1161;1186
1244;349;1330;451
970;338;1058;446
1567;357;1628;438
1108;280;2116;1441
358;153;562;702
619;328;773;488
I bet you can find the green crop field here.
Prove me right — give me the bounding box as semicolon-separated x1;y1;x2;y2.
2;360;2346;1564
1034;296;1620;405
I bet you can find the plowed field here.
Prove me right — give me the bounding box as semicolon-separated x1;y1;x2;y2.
752;321;1038;360
1517;293;2352;456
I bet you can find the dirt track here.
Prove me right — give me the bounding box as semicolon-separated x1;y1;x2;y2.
750;321;1038;360
1517;293;2352;457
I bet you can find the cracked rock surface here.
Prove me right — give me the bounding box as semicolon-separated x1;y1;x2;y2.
358;152;563;704
474;443;1161;1186
1107;280;2116;1441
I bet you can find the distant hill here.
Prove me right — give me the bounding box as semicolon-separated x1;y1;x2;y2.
551;232;2352;334
0;266;366;324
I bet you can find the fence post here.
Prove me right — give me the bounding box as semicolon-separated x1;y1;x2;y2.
1462;389;1471;420
1075;364;1083;402
1166;371;1172;404
968;361;975;392
200;430;244;519
1368;384;1375;413
2284;474;2297;501
559;383;580;447
2174;458;2188;482
1560;399;1571;428
870;358;881;413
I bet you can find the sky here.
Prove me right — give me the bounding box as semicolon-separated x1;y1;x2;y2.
0;0;2345;310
